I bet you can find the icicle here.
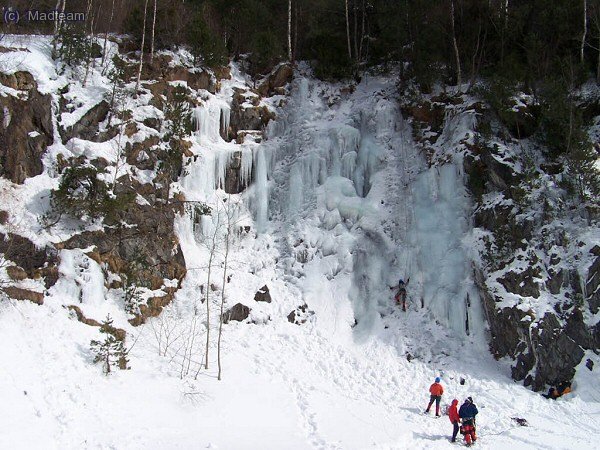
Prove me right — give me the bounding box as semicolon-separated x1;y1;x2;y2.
214;150;230;190
220;104;231;139
240;147;254;188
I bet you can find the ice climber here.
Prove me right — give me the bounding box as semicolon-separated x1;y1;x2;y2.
424;377;444;416
393;278;408;312
448;398;460;442
458;397;478;446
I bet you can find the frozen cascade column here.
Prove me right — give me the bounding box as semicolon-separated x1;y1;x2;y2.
253;147;269;233
220;105;231;139
288;162;304;216
410;162;483;337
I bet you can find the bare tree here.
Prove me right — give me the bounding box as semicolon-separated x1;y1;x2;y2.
52;0;67;57
202;205;222;370
217;197;238;381
134;0;150;95
582;0;588;65
288;0;293;62
82;0;96;87
450;0;462;90
150;0;158;64
345;0;352;60
101;0;116;66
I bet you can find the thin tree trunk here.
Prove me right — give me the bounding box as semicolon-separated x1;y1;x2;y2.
102;0;115;66
52;0;61;56
204;212;221;371
134;0;149;95
582;0;588;65
217;201;232;381
288;0;293;62
358;0;365;64
85;0;93;33
467;20;483;93
83;0;95;87
597;31;600;82
52;0;67;57
294;2;298;62
204;254;213;369
450;0;462;90
345;0;352;60
353;2;358;65
150;0;157;64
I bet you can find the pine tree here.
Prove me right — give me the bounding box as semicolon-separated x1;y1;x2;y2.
90;314;129;375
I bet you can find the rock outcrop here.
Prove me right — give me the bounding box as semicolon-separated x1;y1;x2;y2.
59;100;111;144
2;286;44;305
0;72;53;183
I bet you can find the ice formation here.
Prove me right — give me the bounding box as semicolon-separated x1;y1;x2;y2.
181;70;485;342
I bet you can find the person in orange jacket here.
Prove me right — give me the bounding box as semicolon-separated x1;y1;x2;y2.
424;377;444;416
448;399;460;442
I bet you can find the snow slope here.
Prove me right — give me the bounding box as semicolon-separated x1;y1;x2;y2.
1;36;600;450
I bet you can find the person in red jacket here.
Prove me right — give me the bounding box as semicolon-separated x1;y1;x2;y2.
448;399;460;442
424;377;444;416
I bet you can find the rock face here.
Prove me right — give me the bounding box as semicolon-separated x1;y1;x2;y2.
0;233;58;287
60;202;186;291
228;88;275;142
586;251;600;314
138;55;216;94
59;100;111;144
257;63;293;97
223;303;251;323
254;285;272;303
464;117;600;390
0;72;53;183
396;90;600;391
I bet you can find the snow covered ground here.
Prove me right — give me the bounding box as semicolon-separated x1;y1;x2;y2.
1;36;600;450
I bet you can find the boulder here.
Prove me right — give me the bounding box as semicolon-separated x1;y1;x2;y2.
287;304;313;325
222;303;251;323
254;285;272;303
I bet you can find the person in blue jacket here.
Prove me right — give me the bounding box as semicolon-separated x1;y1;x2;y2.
458;397;478;446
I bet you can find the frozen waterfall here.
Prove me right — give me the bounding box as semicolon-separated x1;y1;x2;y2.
180;70;485;344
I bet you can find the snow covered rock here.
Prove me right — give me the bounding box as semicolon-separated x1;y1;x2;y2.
59;99;110;144
254;285;272;303
223;303;251;323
